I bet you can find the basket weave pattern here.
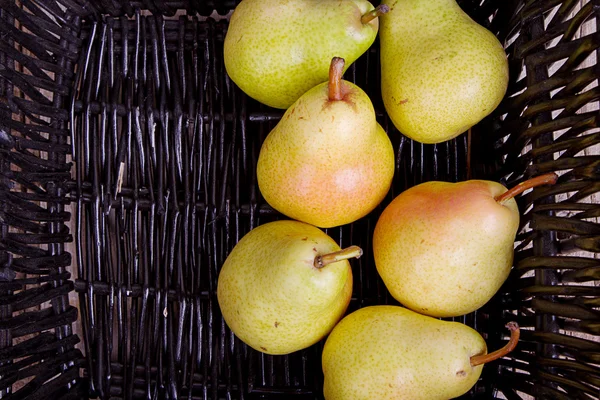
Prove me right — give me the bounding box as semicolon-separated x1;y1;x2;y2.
1;0;600;399
0;0;87;399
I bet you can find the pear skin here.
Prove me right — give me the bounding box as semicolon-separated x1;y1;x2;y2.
257;60;395;228
373;180;519;317
224;0;383;109
379;0;509;143
217;220;355;355
322;306;487;400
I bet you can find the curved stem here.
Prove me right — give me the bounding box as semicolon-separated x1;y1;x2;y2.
361;4;390;24
314;246;363;269
328;57;345;101
494;173;558;205
470;322;520;367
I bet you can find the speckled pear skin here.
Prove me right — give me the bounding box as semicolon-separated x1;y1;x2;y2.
373;180;519;318
379;0;509;144
322;306;487;400
224;0;380;109
217;220;353;355
257;81;395;228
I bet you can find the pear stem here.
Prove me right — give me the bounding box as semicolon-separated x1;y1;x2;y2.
470;322;520;367
314;246;363;269
328;57;345;101
494;173;559;205
361;4;390;24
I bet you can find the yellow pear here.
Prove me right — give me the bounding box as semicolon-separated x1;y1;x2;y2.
322;305;520;400
373;174;558;317
379;0;509;143
257;58;395;228
217;220;360;355
224;0;388;109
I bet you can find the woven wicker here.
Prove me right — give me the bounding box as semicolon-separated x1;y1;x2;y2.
1;0;599;399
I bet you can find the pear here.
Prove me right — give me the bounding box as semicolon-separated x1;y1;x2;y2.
217;220;360;355
322;305;520;400
379;0;509;144
373;174;558;317
257;58;395;228
224;0;388;109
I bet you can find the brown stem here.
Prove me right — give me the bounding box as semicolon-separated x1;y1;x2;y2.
314;246;363;269
494;173;559;205
328;57;345;101
470;322;520;367
361;4;390;24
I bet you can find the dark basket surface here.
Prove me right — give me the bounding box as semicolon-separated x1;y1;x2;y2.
1;0;600;399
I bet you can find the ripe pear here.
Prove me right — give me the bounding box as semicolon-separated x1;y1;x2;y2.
217;220;361;355
224;0;388;109
379;0;509;144
373;174;558;317
322;305;520;400
257;58;395;228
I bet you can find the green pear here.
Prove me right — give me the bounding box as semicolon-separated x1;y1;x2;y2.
379;0;509;144
322;305;520;400
257;58;395;228
373;174;558;317
217;220;360;355
224;0;388;109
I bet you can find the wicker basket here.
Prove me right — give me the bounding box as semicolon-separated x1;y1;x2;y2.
1;0;599;399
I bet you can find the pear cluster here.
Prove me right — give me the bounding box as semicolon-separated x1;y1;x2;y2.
217;1;558;399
